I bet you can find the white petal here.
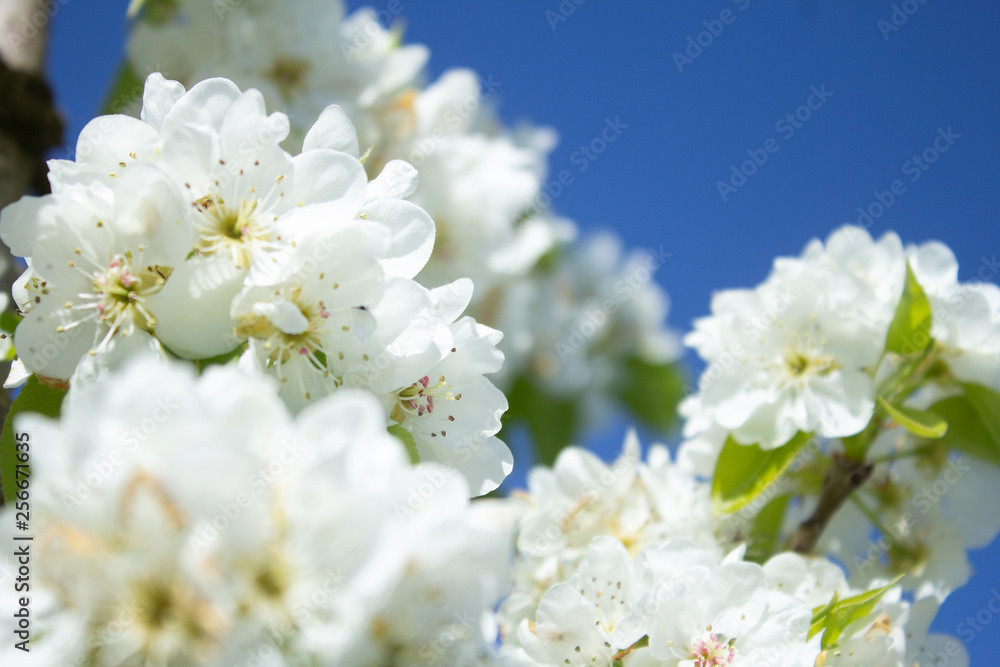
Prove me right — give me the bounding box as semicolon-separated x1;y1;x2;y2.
303;105;360;156
363;199;435;279
14;299;98;380
367;160;419;202
290;149;367;211
429;278;474;323
0;195;46;257
256;300;309;335
416;433;512;497
160;77;242;136
4;358;30;388
140;73;186;132
145;256;244;359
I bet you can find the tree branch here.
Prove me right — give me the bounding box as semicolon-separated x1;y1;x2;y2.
789;452;873;554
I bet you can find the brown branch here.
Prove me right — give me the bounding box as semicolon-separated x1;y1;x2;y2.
0;57;62;199
0;0;63;289
790;452;874;554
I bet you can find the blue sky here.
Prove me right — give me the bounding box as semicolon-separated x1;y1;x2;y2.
46;1;1000;661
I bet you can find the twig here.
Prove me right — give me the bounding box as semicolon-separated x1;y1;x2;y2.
789;452;874;554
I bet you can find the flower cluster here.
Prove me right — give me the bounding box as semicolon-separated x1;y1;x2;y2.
0;2;994;665
493;438;967;667
0;358;514;666
126;0;682;441
681;225;1000;608
0;73;511;494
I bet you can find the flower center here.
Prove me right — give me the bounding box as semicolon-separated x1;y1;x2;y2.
690;631;736;667
777;329;839;384
784;349;836;377
128;576;224;660
266;57;310;100
390;375;461;426
59;254;168;350
234;288;336;397
193;195;272;269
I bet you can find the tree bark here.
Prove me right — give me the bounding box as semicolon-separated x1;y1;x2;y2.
789;452;874;554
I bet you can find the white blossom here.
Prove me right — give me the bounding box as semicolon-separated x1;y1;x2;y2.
627;540;820;667
0;168;191;380
908;240;1000;387
498;433;721;641
687;246;885;449
762;552;967;667
493;233;680;424
0;356;513;666
127;0;428;153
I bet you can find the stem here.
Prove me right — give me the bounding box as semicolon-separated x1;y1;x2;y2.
867;444;936;467
888;346;942;405
613;636;648;662
847;494;901;546
841;412;881;462
879;343;938;403
789;452;874;554
868;348;887;380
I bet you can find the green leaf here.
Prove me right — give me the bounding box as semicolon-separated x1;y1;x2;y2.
101;63;144;117
193;344;247;373
712;432;812;515
388;424;420;464
0;311;21;335
744;494;790;562
1;376;67;504
0;310;17;361
809;578;901;649
127;0;182;22
808;592;840;640
126;0;147;16
931;383;1000;465
616;358;685;433
885;263;932;356
876;396;947;439
502;376;577;466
